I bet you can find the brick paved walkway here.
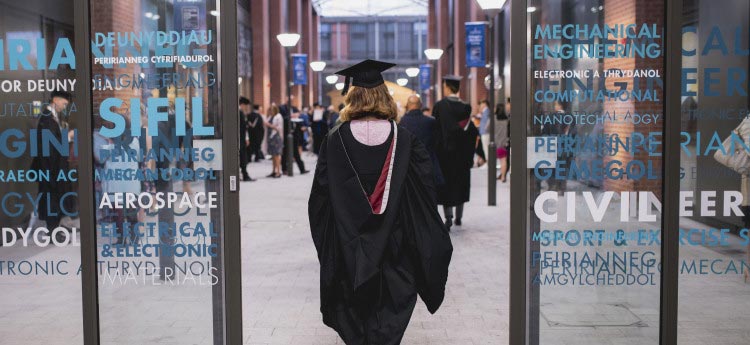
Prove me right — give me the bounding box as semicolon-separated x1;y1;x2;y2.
241;153;510;344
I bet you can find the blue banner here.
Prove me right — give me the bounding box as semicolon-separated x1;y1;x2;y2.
292;54;308;86
419;64;431;91
465;22;486;68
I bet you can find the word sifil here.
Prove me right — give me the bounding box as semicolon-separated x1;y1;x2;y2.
99;97;213;138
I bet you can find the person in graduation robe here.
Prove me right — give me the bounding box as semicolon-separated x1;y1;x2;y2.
248;104;266;162
309;59;453;345
432;75;483;229
239;97;255;181
31;91;73;233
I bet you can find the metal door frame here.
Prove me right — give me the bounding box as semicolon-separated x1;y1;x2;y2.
508;0;682;343
75;0;243;344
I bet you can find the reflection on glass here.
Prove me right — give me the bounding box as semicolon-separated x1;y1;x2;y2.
0;1;83;344
678;0;750;344
90;0;225;343
526;0;664;343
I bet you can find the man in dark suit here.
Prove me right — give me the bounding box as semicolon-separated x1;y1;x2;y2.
247;104;265;162
280;99;308;175
31;91;73;232
310;102;328;154
238;97;255;181
399;95;444;186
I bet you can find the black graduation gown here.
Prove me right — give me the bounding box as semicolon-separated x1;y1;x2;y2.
248;111;265;150
399;110;445;186
309;122;453;345
432;96;479;206
239;110;251;168
31;115;70;226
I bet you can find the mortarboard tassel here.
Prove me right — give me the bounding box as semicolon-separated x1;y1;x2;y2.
342;76;351;96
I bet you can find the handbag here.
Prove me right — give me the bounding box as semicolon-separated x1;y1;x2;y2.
714;118;750;174
496;147;508;159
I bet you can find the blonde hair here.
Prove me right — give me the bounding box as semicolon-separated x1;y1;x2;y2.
267;104;280;117
339;84;398;121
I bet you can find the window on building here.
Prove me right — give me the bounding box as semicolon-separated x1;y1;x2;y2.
349;23;368;59
320;23;332;60
381;23;395;59
349;23;376;59
238;22;252;79
397;22;414;59
413;22;427;60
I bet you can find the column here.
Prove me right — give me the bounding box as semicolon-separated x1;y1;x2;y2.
251;0;271;109
312;11;320;104
289;0;303;108
269;0;287;107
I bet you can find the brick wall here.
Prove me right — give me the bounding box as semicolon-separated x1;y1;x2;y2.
252;0;271;111
250;0;319;111
603;0;665;198
428;0;494;113
90;0;140;116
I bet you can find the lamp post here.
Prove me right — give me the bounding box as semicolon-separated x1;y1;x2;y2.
424;48;444;104
310;60;326;104
405;67;420;94
476;0;506;206
277;32;301;177
326;75;339;85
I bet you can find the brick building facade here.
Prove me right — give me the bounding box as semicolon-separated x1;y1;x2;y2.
602;0;664;197
427;0;501;112
246;0;320;111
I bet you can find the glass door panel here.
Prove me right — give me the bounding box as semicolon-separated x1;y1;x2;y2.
525;0;665;343
678;1;750;343
0;1;84;343
88;0;227;343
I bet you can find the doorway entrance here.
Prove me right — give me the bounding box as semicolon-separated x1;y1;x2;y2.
510;1;750;344
0;0;242;344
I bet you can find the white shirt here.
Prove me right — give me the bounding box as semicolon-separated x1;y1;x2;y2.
270;113;283;137
47;105;62;128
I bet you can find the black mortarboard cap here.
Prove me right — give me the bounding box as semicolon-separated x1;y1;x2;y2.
336;59;397;95
442;74;462;90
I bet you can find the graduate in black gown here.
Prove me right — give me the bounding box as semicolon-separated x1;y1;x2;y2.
432;75;483;229
32;91;73;233
309;60;453;345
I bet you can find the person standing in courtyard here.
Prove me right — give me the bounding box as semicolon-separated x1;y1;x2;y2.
399;94;444;186
311;102;328;154
432;75;482;229
474;99;491;165
32;91;73;234
292;108;310;174
308;60;453;345
238;97;255;181
496;100;511;182
248;104;266;162
264;104;284;178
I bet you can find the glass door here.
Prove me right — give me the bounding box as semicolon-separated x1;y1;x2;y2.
86;0;241;343
0;1;84;343
678;0;750;343
512;0;667;343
